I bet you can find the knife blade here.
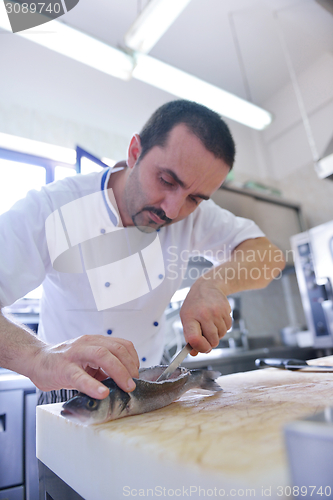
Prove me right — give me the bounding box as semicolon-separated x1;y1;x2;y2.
255;358;333;372
156;343;192;382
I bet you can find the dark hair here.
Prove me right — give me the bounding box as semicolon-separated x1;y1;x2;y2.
139;100;236;169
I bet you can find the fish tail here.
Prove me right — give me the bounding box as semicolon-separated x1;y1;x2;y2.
190;370;223;392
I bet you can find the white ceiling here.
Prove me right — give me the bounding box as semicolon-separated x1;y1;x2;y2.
1;0;333;141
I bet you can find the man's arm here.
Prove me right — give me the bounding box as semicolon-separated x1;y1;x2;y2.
180;237;286;355
0;311;139;398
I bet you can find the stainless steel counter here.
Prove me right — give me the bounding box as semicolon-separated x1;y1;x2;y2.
182;345;319;374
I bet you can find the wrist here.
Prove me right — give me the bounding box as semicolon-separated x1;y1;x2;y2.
197;268;229;296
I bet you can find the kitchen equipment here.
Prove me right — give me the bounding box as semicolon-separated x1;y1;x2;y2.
156;343;192;381
0;389;23;492
255;357;333;371
0;370;38;500
291;221;333;348
285;406;333;498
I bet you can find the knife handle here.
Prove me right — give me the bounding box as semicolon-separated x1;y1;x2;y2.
255;358;308;369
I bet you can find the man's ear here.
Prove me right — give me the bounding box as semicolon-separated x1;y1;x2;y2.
127;134;142;169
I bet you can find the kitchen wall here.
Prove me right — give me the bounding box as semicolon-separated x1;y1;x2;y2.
236;273;306;341
0;102;128;162
227;52;333;230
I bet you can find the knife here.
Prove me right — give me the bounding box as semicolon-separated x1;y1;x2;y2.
255;358;333;372
156;343;192;382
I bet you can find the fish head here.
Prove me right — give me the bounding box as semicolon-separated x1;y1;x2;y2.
61;393;110;425
61;379;131;424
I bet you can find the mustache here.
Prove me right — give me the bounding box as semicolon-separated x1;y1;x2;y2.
141;207;172;224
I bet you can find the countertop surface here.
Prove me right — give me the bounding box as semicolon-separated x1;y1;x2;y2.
37;355;333;500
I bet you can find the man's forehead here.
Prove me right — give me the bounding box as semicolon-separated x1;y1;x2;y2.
141;125;230;192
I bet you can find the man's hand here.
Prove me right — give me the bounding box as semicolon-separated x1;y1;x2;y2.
28;335;140;399
180;278;232;355
180;238;285;354
1;310;140;399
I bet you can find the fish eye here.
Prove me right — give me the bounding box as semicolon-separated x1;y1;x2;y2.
87;399;98;409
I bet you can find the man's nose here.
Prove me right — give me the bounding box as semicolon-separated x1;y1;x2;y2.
160;192;186;220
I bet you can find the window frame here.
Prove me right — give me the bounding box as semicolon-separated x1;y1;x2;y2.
0;146;77;184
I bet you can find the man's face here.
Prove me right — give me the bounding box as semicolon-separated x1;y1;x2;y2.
122;124;230;232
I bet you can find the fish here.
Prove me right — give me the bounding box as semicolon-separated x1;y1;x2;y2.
61;365;222;425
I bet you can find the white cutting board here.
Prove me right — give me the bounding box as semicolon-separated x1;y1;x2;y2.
36;356;333;500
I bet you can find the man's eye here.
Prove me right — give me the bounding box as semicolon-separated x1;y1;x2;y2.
189;196;199;205
160;177;173;187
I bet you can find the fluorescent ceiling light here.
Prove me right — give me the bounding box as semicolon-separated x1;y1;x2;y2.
124;0;192;54
0;3;272;130
0;133;77;164
0;5;133;81
132;54;273;130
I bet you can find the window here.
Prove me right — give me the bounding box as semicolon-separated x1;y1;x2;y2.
0;159;46;216
54;165;77;181
0;139;116;304
0;139;77;302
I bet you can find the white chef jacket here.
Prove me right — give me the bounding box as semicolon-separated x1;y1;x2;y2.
0;168;264;367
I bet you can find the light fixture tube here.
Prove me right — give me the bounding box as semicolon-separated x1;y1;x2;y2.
0;4;134;81
124;0;192;54
132;54;273;130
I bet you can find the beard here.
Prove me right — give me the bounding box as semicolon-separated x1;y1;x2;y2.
132;206;172;233
124;162;172;233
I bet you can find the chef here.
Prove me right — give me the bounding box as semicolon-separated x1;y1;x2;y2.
0;100;285;403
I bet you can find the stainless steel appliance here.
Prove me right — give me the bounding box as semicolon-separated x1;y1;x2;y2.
0;370;38;500
0;388;24;499
291;220;333;348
